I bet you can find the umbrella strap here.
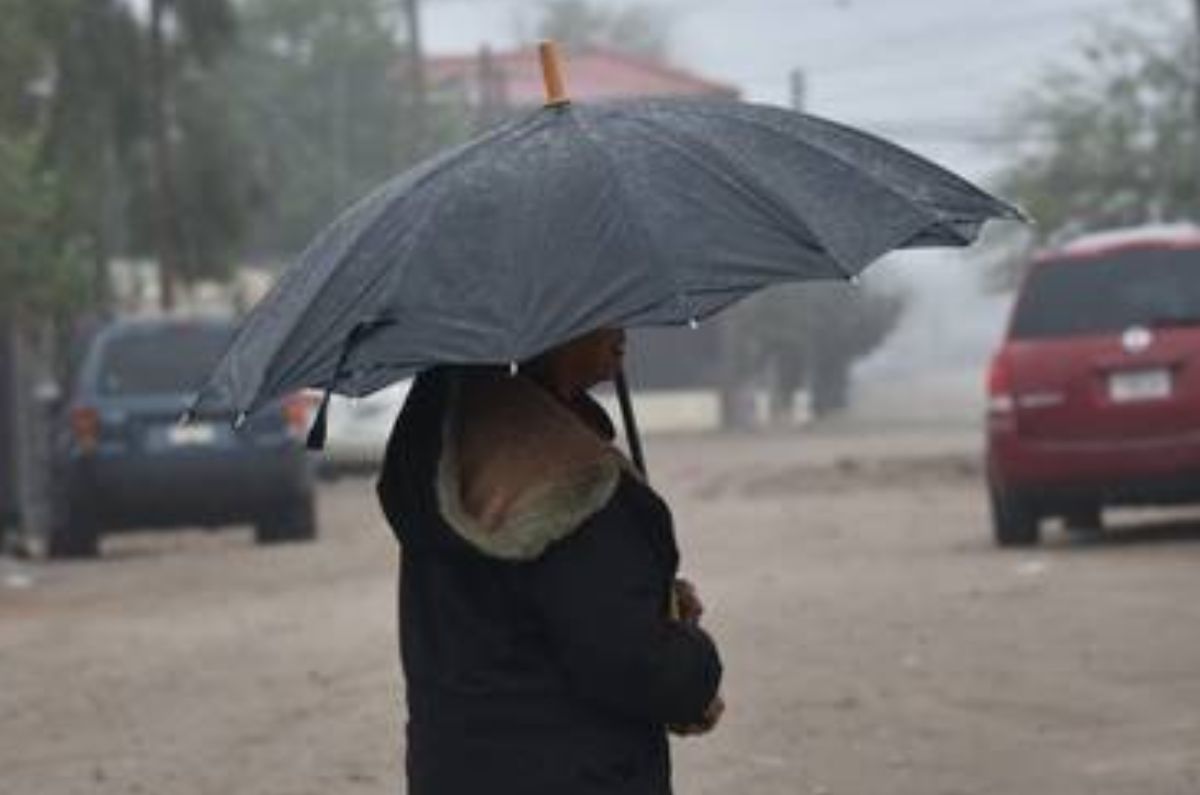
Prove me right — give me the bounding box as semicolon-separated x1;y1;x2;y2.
306;321;386;451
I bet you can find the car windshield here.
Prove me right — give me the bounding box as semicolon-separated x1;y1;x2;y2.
1011;247;1200;340
97;324;232;396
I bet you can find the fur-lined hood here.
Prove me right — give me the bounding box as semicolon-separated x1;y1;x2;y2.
379;368;630;561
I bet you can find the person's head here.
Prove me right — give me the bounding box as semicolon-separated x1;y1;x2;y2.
524;327;626;398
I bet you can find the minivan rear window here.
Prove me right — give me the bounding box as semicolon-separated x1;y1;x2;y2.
1011;247;1200;340
97;325;232;396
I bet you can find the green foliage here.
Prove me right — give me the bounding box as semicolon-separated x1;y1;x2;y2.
165;0;237;65
733;279;908;419
142;0;247;298
0;136;91;318
997;11;1198;247
224;0;445;257
0;0;103;319
29;0;250;300
536;0;671;60
125;66;258;283
38;0;142;287
0;0;46;135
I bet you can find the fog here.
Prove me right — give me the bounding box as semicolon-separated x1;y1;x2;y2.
7;4;1200;792
426;0;1128;176
423;0;1142;385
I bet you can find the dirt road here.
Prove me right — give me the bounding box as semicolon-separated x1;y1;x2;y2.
3;428;1199;794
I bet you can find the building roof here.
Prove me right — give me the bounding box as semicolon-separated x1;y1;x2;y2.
427;46;740;105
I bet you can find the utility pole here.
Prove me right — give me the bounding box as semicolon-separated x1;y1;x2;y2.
329;6;349;213
402;0;429;157
786;67;814;423
475;45;503;133
1193;0;1200;205
789;68;807;116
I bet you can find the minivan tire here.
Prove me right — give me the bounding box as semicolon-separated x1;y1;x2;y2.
1064;505;1103;533
255;495;317;545
47;503;101;559
990;486;1040;547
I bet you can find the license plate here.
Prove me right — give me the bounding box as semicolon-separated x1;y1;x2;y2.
1109;368;1171;403
166;422;217;446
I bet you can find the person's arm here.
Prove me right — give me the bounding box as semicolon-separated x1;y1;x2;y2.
528;492;722;727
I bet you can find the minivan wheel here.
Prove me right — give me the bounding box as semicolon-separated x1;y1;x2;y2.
990;487;1040;547
255;495;317;545
47;504;101;559
1064;505;1103;533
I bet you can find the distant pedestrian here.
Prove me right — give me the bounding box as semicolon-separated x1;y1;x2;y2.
378;327;724;795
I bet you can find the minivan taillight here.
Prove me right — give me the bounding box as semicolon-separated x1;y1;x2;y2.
70;406;101;451
282;392;316;439
987;348;1015;415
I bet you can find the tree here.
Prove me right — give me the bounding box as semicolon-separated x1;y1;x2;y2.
0;0;94;318
0;117;91;555
32;0;252;311
35;0;143;310
0;137;90;321
739;280;907;422
146;0;241;307
536;0;671;60
996;10;1197;262
224;0;440;259
0;0;46;135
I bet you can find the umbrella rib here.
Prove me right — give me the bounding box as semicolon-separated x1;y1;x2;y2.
700;106;1004;266
256;112;554;408
659;97;1018;217
787;109;1025;217
688;103;1011;226
616;110;855;281
568;109;694;325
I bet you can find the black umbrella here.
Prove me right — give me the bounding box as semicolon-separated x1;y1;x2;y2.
192;43;1022;470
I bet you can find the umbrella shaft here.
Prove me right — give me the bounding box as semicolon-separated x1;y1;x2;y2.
615;369;647;477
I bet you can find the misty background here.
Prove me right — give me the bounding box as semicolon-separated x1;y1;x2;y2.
421;0;1157;385
4;0;1196;435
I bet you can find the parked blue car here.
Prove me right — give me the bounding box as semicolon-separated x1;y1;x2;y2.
46;316;317;558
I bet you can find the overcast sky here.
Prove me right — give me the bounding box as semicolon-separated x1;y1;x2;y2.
422;0;1171;182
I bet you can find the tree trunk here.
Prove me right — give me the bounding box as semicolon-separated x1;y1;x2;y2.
767;355;803;425
149;0;181;311
0;316;17;542
809;353;850;419
717;314;757;430
9;318;56;554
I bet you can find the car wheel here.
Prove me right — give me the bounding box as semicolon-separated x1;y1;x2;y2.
990;486;1040;547
1063;505;1103;533
47;502;101;559
255;495;317;545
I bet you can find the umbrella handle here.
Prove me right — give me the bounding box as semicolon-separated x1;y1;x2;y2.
615;368;647;478
538;41;570;107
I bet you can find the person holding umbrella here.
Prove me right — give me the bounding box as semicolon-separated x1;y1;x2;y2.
191;42;1021;795
377;326;724;793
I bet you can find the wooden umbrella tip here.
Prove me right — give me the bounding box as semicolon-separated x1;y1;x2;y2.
538;39;570;108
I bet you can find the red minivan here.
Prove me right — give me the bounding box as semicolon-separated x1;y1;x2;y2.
986;224;1200;546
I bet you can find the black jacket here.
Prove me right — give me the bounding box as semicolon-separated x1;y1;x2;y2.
377;368;722;795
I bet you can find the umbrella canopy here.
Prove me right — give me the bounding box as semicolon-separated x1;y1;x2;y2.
193;93;1020;421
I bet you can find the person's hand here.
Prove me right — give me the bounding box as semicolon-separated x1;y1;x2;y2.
673;577;704;626
669;694;725;737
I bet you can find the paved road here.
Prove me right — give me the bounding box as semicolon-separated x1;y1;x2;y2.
2;428;1199;794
